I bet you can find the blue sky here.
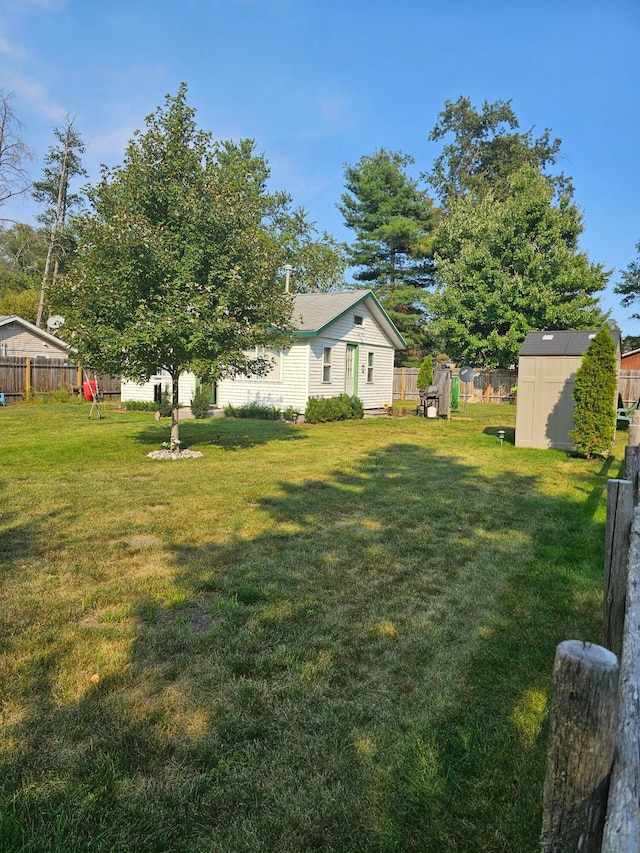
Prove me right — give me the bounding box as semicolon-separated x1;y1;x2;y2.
1;0;639;333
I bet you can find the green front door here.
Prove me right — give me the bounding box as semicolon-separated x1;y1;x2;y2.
345;344;359;397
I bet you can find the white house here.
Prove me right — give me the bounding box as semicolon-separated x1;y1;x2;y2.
121;290;406;412
217;290;406;412
0;315;72;359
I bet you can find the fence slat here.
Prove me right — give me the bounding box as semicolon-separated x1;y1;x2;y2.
602;508;640;852
604;479;635;657
541;641;619;853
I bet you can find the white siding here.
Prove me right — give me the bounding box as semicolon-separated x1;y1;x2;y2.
121;371;197;406
216;344;309;410
0;322;70;358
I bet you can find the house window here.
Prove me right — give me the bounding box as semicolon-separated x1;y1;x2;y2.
367;352;374;383
248;346;282;381
322;347;332;383
354;314;364;326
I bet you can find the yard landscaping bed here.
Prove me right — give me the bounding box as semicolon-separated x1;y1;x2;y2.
0;403;622;851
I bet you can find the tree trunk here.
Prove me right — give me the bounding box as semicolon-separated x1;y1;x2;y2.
36;136;70;328
171;371;180;452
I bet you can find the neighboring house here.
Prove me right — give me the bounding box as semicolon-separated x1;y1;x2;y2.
0;315;72;359
620;348;640;371
515;329;621;450
121;290;406;412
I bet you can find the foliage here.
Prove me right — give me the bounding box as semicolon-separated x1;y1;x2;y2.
570;326;618;458
615;241;640;319
190;387;211;419
622;333;640;353
304;394;364;423
224;402;282;420
0;223;48;322
157;389;172;418
427;95;567;208
32;117;86;327
339;148;438;355
122;399;157;411
417;355;434;391
429;167;608;367
271;206;347;293
52;84;294;450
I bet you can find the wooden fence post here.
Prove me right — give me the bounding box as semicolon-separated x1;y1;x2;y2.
604;479;634;657
401;368;406;401
541;640;619;853
624;444;640;502
629;411;640;447
25;357;31;397
602;509;640;852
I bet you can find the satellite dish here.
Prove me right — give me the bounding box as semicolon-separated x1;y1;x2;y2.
459;366;475;382
47;315;65;330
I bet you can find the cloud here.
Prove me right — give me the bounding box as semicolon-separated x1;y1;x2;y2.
0;33;26;59
3;72;67;120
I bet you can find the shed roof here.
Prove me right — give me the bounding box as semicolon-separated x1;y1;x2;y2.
291;290;407;350
519;329;621;357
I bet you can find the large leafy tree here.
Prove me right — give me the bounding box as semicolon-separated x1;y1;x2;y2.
426;97;607;367
615;241;640;318
270;206;347;293
0;223;47;322
338;149;438;358
54;85;293;450
427;95;567;208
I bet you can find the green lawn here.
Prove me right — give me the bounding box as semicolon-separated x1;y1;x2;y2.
0;401;622;852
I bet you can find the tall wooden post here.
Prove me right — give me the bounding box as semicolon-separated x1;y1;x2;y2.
604;479;634;656
541;640;619;853
401;368;406;400
25;357;31;397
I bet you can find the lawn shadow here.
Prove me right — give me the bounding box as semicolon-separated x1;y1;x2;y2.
483;424;516;445
0;439;611;852
132;415;308;452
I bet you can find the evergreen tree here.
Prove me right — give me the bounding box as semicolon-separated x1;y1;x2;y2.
615;241;640;318
570;327;618;458
417;355;433;391
338;148;438;359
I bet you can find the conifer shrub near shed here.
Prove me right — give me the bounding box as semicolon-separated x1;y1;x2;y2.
417;355;434;391
570;326;618;458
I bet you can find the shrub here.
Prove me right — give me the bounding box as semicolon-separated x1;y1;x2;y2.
190;388;210;419
157;389;172;418
304;394;364;423
224;403;281;420
570;327;618;458
417;355;434;391
122;400;157;411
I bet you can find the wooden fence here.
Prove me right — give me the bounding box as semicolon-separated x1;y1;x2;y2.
540;429;640;851
617;370;640;409
394;367;517;403
0;357;120;402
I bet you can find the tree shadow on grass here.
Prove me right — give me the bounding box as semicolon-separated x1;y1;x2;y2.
0;441;611;852
132;416;308;452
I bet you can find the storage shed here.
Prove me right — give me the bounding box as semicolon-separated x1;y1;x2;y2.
515;329;621;450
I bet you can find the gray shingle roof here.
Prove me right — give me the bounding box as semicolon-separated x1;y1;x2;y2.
519;328;621;357
290;290;406;349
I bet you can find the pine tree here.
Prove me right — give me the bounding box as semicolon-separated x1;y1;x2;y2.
570;327;618;458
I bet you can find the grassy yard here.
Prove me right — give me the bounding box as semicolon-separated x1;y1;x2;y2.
0;401;623;852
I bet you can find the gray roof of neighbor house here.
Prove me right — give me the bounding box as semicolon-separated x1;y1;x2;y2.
519;329;621;357
291;290;407;350
0;315;73;352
